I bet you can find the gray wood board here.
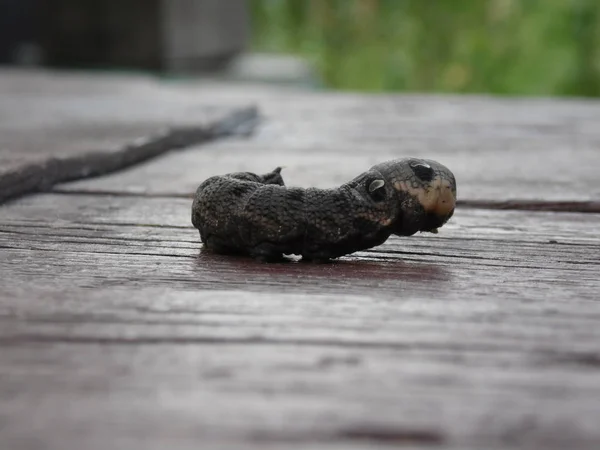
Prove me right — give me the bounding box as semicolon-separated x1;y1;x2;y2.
1;193;599;449
57;86;600;204
0;70;257;203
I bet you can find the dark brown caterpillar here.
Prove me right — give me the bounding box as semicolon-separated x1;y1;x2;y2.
191;158;457;261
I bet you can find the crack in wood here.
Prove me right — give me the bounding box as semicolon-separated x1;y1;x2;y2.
0;244;196;260
458;199;600;213
3;240;597;271
0;106;258;205
247;427;445;445
0;334;560;353
336;427;445;445
50;189;195;199
46;189;600;214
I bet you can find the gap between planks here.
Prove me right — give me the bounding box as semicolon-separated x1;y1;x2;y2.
48;188;600;214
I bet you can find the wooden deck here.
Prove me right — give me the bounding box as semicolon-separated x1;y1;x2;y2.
1;71;600;450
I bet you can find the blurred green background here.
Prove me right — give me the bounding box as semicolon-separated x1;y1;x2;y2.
249;0;600;97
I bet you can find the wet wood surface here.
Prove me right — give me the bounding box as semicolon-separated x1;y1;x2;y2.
59;88;600;205
0;70;258;203
1;86;600;450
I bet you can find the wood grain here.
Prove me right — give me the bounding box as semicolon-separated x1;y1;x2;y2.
1;193;599;449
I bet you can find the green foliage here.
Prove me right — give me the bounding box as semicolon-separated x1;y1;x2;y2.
249;0;600;96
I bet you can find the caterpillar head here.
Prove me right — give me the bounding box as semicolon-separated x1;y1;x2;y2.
364;158;457;236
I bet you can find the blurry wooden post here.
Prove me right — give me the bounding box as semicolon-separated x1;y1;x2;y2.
38;0;249;72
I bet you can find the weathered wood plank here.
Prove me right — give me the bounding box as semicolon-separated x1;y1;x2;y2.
1;278;600;449
1;195;598;309
2;243;600;347
1;330;599;450
1;192;599;449
0;69;258;204
2;194;598;341
57;89;600;204
3;82;600;448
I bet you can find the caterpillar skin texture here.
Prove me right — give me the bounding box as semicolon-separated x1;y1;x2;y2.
191;158;457;261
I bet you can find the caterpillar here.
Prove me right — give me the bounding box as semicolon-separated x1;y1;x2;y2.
192;158;456;262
